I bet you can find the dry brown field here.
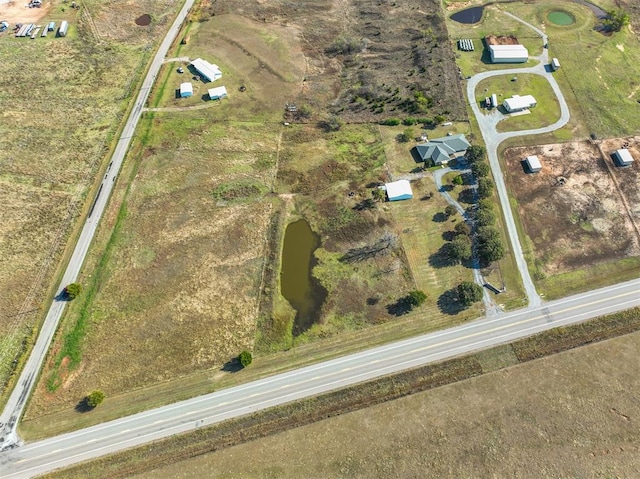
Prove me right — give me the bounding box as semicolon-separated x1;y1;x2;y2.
131;330;640;479
0;0;179;396
503;138;640;283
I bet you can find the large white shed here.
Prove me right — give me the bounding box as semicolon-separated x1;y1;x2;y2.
208;86;228;100
525;155;542;173
488;44;528;63
190;58;222;82
385;180;413;202
503;94;537;113
613;149;634;167
180;82;193;98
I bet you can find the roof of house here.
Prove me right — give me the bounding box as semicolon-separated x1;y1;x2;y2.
180;82;193;93
190;58;222;82
489;44;528;60
208;86;228;98
415;134;471;164
525;155;542;170
385;180;413;200
615;149;634;164
503;94;536;111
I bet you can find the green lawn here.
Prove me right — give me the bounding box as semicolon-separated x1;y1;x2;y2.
475;73;561;132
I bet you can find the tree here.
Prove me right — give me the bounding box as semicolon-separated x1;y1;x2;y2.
319;115;343;132
603;9;630;32
85;390;105;408
64;283;82;300
406;290;427;307
372;188;386;203
448;235;472;262
457;281;483;306
477;178;494;199
471;161;490;178
465;145;486;163
452;174;464;185
477;226;505;263
454;221;471;236
475;204;497;227
239;350;253;368
444;205;457;218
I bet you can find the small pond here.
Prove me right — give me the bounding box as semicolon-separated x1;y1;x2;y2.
450;6;484;24
135;14;151;26
548;10;575;26
280;219;327;336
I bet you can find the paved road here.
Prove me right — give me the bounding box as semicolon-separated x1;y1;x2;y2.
1;277;639;478
466;11;570;308
0;0;196;451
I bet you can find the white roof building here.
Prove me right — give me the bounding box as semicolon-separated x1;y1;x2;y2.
613;149;634;167
525;155;542;173
488;44;528;63
503;94;537;113
208;86;228;100
384;180;413;202
190;58;222;82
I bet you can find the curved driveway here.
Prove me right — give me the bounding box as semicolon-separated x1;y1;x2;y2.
466;11;571;307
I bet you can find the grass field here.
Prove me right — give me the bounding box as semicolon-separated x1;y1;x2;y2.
493;0;640;138
42;307;640;478
0;0;179;400
476;73;561;131
134;329;640;479
21;11;306;420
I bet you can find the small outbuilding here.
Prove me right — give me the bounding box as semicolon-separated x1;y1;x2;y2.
613;149;634;167
384;180;413;201
180;82;193;98
525;155;542;173
503;94;537;113
208;86;228;100
488;44;528;63
58;20;68;37
551;57;560;71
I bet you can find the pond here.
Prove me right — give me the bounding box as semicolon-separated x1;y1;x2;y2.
548;10;575;26
280;219;327;336
135;14;151;26
450;6;484;24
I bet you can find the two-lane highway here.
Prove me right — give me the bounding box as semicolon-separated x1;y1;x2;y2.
2;277;639;478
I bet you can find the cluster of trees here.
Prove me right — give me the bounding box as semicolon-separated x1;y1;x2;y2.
603;9;630;32
457;281;483;306
387;290;427;316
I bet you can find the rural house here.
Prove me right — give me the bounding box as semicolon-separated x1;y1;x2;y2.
384;180;413;201
190;58;222;82
414;134;471;166
503;94;537;113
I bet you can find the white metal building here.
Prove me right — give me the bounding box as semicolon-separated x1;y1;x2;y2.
551;58;561;71
58;20;69;37
525;155;542;173
613;149;634;167
384;180;413;201
488;44;528;63
190;58;222;82
180;82;193;98
208;86;228;100
503;94;537;113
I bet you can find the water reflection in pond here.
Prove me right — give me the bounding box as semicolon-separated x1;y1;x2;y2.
280;220;327;336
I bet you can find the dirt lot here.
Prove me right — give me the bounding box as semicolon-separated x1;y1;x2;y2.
209;0;466;123
0;1;51;23
130;329;640;479
485;34;519;45
503;138;640;278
